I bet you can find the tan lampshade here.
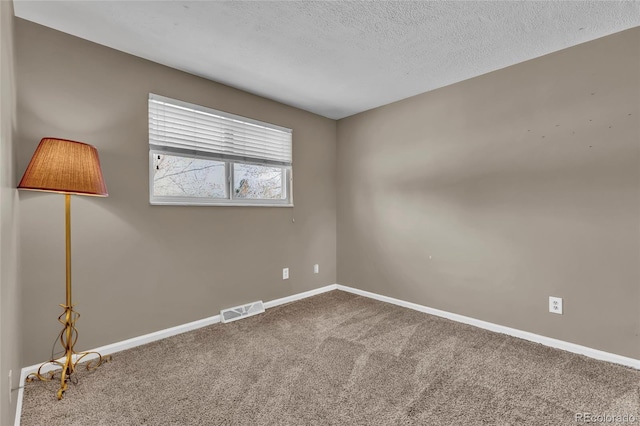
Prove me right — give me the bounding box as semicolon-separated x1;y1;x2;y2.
18;138;108;196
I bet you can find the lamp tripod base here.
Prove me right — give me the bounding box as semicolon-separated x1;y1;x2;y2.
26;304;111;400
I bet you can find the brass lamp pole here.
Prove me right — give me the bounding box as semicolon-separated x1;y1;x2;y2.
19;138;111;400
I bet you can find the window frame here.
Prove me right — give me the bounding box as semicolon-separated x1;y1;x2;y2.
149;149;293;207
148;95;293;207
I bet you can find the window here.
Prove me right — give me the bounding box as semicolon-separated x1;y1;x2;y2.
149;94;293;206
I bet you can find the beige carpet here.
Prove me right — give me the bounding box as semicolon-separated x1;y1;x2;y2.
21;290;639;425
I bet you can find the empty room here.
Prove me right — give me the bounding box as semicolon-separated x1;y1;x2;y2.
1;1;639;425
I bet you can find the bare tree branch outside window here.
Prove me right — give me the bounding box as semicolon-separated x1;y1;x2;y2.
153;154;226;198
233;163;284;200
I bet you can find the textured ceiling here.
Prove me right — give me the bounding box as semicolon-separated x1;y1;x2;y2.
13;1;640;119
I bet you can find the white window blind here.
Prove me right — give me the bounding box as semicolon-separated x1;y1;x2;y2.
149;94;292;165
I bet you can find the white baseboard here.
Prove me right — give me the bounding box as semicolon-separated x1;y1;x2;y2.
263;284;337;309
14;283;338;426
336;284;640;370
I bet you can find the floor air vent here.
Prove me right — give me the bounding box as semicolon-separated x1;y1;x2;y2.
220;301;265;323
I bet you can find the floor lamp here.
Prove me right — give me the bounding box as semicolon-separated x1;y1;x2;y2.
18;137;111;400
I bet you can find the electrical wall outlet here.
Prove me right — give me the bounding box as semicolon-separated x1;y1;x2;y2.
8;370;12;404
549;296;563;314
314;264;319;274
282;268;289;280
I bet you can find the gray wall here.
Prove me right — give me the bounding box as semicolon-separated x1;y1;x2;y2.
16;19;337;366
0;1;21;423
337;28;640;359
13;16;639;372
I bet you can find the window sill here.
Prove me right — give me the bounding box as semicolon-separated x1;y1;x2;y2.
149;201;294;207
